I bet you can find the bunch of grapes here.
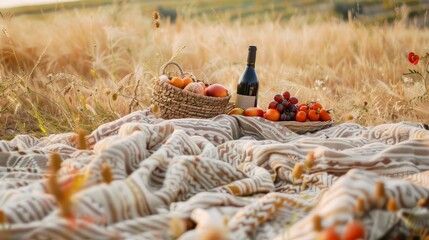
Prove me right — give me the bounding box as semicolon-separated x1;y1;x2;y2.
268;91;299;121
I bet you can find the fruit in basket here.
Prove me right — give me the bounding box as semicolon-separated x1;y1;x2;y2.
289;97;299;104
310;102;324;111
298;105;309;115
319;109;332;121
184;82;205;95
263;109;280;121
205;84;229;97
261;90;333;123
296;111;307;122
274;94;283;103
159;75;170;83
275;103;285;113
183;77;193;87
244;107;264;117
282;100;290;108
282;91;290;100
308;110;320;121
198;82;206;91
170;77;186;89
228;107;245;115
268;101;278;109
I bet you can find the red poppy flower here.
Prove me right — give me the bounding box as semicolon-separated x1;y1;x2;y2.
408;52;419;65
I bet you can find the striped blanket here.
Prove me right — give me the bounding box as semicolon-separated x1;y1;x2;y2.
0;110;428;239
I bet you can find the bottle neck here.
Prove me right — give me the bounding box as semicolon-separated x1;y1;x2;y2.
247;49;256;68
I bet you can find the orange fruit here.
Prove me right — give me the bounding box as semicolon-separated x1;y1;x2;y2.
169;77;186;89
296;111;307;122
319;109;332;121
183;77;193;87
298;105;309;115
308;110;320;121
310;102;324;111
263;109;280;121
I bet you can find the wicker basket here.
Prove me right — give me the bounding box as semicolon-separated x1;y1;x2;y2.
278;120;335;134
151;61;231;119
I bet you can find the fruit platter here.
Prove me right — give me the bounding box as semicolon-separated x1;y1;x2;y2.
229;90;334;134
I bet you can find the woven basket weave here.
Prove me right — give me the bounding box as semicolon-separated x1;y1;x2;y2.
151;61;231;119
278;120;335;134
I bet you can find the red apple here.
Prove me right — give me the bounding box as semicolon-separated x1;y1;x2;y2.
205;84;229;97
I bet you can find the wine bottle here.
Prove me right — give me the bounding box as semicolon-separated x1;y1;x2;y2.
236;46;259;110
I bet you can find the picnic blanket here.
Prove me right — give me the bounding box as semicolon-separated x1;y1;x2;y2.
0;109;429;239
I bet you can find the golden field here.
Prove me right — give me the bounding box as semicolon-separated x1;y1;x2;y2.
0;2;428;139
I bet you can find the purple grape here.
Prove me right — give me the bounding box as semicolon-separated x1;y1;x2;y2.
268;101;278;109
289;104;297;113
280;113;288;121
274;94;283;103
276;103;285;113
282;91;290;100
282;100;290;108
289;111;296;120
289;97;298;104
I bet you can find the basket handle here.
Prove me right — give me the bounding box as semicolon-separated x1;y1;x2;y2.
159;61;185;78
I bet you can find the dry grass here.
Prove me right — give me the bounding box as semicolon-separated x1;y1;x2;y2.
1;3;429;139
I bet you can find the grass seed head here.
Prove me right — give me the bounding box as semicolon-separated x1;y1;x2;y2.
312;214;323;232
101;163;113;184
387;198;398;212
153;11;159;20
76;129;88;150
354;197;365;217
292;162;304;180
169;217;187;238
50;151;63;173
304;151;315;170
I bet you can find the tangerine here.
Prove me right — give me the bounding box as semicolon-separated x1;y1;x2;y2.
298;105;309;115
183;77;193;87
319;109;332;121
310;102;324;111
296;111;307;122
170;77;186;89
308;110;320;121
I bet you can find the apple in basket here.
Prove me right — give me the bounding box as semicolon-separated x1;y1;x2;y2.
205;84;229;98
184;82;205;95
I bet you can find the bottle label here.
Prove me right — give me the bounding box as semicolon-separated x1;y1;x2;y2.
235;94;256;110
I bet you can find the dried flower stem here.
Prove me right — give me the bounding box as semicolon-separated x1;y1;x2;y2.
76;129;88;150
312;214;323;232
292;162;304;184
101;163;113;184
50;152;62;173
387;198;398;212
374;181;387;209
0;210;7;224
354;197;365;219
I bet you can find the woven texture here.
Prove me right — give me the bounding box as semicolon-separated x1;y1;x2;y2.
152;80;231;119
278;120;335;134
151;61;231;119
0;111;429;239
